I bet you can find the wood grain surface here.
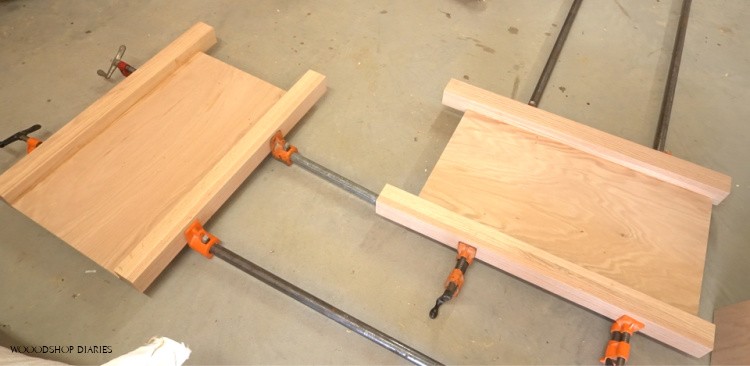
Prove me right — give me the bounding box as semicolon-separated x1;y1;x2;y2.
712;300;750;365
420;111;713;314
0;22;217;203
443;79;732;204
377;184;715;358
13;52;284;279
115;69;326;290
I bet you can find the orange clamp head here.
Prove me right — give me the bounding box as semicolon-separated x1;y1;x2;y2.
457;242;477;264
270;130;298;166
614;315;645;335
26;137;42;154
184;219;219;259
600;315;645;364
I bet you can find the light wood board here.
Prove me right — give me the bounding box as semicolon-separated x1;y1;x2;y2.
443;79;732;204
420;110;712;314
0;22;218;204
0;22;326;291
712;300;750;365
383;79;731;357
377;184;715;357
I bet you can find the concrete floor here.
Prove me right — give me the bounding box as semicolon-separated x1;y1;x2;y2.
1;0;748;364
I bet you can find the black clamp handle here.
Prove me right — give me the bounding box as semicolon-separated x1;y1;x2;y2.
0;124;41;148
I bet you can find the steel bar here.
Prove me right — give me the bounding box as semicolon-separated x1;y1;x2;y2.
528;0;583;107
653;0;692;151
210;244;442;366
290;152;378;205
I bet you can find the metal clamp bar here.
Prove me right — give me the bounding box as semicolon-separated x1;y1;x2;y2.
653;0;692;151
290;152;378;206
528;0;584;107
210;244;441;366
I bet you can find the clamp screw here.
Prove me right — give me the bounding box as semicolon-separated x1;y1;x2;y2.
97;45;137;79
201;235;210;244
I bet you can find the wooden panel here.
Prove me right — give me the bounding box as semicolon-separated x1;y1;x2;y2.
12;52;284;281
0;22;217;204
712;300;750;365
442;79;732;204
115;70;326;290
376;184;715;357
0;22;327;291
420;111;712;313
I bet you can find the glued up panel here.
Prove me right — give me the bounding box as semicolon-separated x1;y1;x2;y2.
0;22;327;291
12;53;284;271
420;111;713;314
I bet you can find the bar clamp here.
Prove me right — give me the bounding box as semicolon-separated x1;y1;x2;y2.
429;241;477;319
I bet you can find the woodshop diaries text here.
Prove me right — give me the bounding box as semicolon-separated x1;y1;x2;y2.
9;345;112;354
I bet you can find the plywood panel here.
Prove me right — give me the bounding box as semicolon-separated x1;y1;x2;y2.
443;79;731;204
420;111;712;313
13;52;284;272
0;23;327;291
377;184;715;357
0;22;217;203
712;300;750;365
115;70;326;290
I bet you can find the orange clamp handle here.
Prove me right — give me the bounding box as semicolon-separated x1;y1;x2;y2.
184;219;220;259
270;130;298;166
445;268;465;296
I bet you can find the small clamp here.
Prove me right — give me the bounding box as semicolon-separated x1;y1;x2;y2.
429;241;477;319
600;315;645;366
97;45;137;79
270;130;298;166
1;124;43;154
184;219;220;259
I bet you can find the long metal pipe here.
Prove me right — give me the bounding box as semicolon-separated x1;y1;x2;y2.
528;0;584;107
653;0;692;151
210;244;441;366
290;152;378;205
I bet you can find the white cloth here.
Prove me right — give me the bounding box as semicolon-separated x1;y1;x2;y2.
102;337;190;366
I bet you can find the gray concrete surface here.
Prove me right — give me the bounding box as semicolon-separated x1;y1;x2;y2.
1;0;748;364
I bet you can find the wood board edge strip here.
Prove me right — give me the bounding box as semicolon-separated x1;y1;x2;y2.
375;184;714;357
0;22;217;203
442;78;731;204
115;70;327;291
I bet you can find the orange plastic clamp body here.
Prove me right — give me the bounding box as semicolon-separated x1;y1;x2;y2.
446;268;465;296
447;242;477;298
457;242;477;264
600;315;645;364
270;130;298;166
26;137;41;153
184;219;220;259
